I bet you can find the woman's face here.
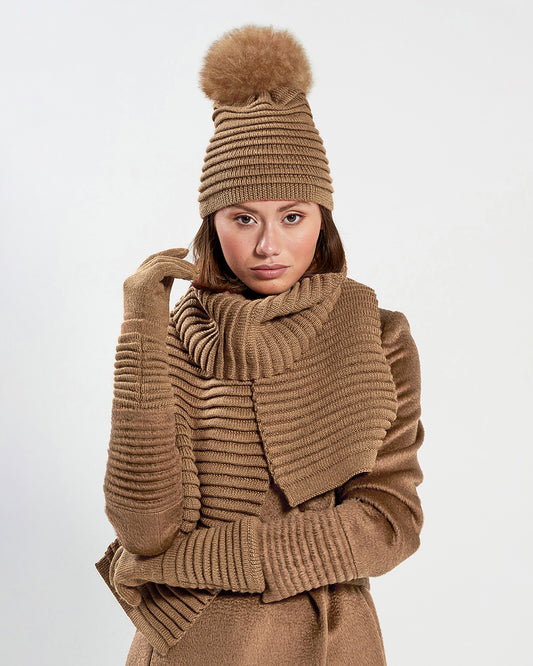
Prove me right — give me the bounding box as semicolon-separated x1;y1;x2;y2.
214;200;322;295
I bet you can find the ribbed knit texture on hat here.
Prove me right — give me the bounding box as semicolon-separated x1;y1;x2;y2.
198;88;334;217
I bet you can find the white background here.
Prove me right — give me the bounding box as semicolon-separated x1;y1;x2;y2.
1;1;531;664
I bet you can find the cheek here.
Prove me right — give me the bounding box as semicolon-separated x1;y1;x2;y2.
294;226;321;260
217;231;249;267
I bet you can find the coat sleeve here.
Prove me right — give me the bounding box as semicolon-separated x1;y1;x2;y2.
103;317;184;556
258;309;424;602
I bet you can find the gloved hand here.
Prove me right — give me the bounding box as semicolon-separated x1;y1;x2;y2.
122;248;196;336
109;545;166;606
109;518;265;607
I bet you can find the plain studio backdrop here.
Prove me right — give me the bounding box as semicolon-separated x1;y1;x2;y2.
1;1;531;664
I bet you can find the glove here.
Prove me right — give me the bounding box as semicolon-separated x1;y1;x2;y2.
109;518;265;606
109;545;166;606
122;248;196;337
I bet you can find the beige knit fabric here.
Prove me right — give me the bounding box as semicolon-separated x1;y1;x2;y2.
173;270;398;506
198;88;334;217
124;485;389;665
97;272;424;657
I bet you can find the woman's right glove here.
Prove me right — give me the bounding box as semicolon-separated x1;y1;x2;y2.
122;248;196;337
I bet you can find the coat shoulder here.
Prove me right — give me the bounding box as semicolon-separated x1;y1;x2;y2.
378;308;414;346
378;307;410;333
377;307;421;395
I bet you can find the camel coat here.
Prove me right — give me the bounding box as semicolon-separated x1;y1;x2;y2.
96;271;424;665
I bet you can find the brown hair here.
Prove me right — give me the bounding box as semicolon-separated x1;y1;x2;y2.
191;205;346;294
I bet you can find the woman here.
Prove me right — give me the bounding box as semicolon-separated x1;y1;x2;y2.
97;25;424;665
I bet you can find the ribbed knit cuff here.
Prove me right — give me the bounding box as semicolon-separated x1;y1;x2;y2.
162;517;265;594
260;508;357;603
113;319;174;410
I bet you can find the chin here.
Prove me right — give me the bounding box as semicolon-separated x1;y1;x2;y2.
245;278;296;296
253;286;287;295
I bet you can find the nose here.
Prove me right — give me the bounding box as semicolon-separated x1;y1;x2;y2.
255;222;281;257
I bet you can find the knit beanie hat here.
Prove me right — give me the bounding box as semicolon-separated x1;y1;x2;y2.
197;25;334;218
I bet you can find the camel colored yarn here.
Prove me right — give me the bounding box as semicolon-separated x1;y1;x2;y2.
96;272;425;657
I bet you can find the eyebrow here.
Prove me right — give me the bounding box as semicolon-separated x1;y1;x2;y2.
228;200;310;214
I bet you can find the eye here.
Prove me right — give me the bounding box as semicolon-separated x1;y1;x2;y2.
283;213;302;224
235;214;255;225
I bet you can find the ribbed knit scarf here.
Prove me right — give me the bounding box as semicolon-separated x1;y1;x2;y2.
97;271;399;655
172;270;398;506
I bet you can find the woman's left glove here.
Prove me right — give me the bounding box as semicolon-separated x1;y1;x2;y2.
110;516;265;606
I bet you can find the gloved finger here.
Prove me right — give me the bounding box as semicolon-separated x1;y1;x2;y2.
144;259;196;284
137;248;189;269
109;546;125;590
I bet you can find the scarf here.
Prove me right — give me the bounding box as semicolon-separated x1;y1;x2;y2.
172;269;398;506
96;269;398;654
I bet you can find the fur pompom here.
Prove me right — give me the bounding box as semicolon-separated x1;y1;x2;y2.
200;25;313;105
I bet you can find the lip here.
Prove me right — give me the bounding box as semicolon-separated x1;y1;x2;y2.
250;264;289;279
251;264;288;270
